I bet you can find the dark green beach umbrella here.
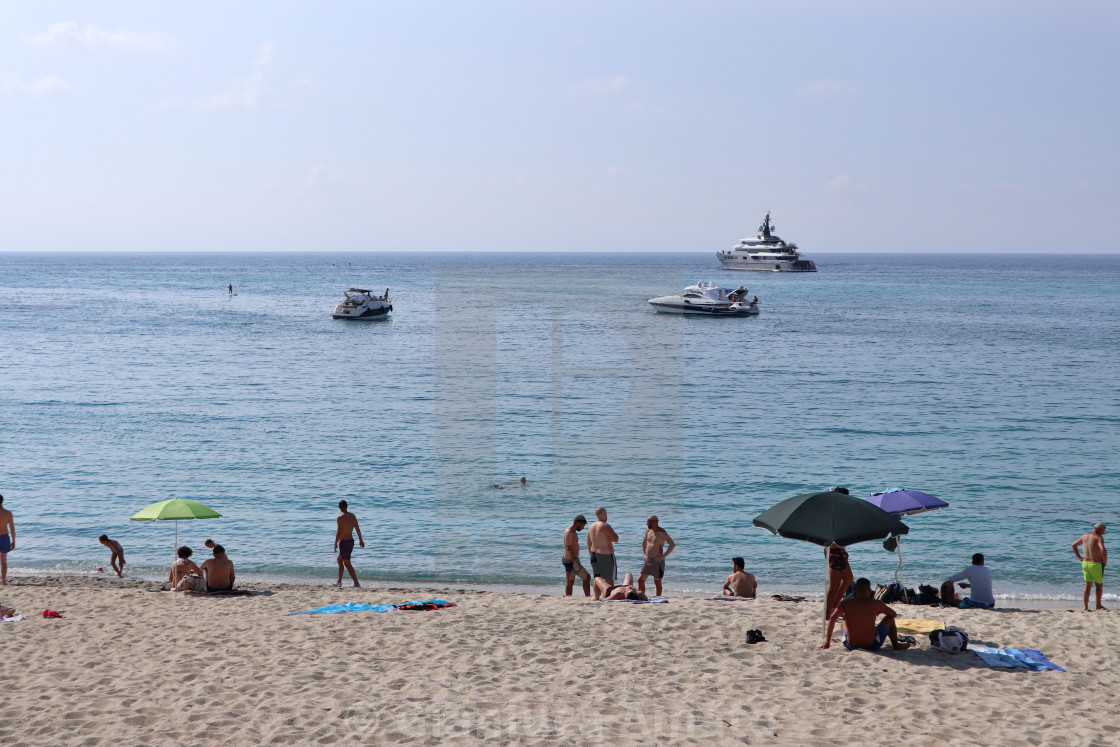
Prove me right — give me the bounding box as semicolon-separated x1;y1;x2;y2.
753;490;909;628
753;490;910;547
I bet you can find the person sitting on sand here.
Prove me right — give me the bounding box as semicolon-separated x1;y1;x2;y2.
946;553;995;609
722;557;757;598
820;577;912;652
200;544;236;592
594;572;648;602
98;534;126;578
939;580;961;607
492;477;527;489
170;546;205;591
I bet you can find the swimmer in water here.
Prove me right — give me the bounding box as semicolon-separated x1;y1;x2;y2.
492;477;527;489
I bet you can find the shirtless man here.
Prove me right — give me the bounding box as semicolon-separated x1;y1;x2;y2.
722;557;757;598
820;577;911;652
1073;522;1108;611
562;515;591;597
98;534;126;578
638;515;675;596
492;477;527;489
593;572;648;602
200;544;235;592
0;495;14;585
587;507;619;597
334;500;365;587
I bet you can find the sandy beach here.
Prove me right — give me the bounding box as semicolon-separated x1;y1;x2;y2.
2;576;1118;746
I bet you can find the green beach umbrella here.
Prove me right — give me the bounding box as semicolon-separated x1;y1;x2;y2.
130;498;222;559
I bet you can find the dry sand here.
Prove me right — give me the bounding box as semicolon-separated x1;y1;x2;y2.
1;576;1118;746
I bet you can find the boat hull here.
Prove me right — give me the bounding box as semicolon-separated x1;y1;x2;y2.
332;304;392;320
717;255;816;272
647;301;759;317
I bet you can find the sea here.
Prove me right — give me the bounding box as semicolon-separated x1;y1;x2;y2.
2;251;1118;602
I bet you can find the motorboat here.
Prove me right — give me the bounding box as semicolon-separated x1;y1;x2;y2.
717;211;816;272
332;288;392;320
647;281;760;316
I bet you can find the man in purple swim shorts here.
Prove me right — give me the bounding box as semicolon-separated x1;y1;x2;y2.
333;500;365;587
0;494;15;586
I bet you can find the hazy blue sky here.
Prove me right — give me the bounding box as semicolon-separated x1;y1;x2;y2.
2;1;1117;252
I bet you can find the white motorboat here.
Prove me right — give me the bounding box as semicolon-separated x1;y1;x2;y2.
717;211;816;272
647;281;760;316
332;288;392;320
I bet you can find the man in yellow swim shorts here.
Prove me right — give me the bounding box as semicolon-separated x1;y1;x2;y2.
1072;522;1107;612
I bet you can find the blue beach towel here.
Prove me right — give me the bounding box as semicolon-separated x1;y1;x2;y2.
286;599;452;616
968;645;1065;671
601;597;668;604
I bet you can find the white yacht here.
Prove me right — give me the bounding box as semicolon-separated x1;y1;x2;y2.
647;281;760;316
717;212;816;272
332;288;393;320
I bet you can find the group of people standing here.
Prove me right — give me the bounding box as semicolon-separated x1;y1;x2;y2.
562;508;676;600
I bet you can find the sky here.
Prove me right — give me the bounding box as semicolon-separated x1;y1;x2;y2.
1;1;1118;253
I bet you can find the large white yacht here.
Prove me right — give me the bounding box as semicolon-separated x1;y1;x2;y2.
647;281;760;316
332;288;392;320
717;212;816;272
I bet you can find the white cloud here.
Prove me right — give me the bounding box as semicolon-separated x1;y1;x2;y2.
193;42;277;111
1;74;71;97
25;22;176;53
570;75;629;99
795;78;861;100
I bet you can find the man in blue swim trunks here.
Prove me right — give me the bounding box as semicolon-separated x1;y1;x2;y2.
820;578;911;652
334;500;365;587
0;494;14;586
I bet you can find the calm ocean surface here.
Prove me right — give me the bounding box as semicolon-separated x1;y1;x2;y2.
2;252;1118;600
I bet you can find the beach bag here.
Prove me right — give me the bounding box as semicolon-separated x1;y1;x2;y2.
176;575;205;592
929;626;969;654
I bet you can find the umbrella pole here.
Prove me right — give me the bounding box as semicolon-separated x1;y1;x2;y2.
895;538;907;603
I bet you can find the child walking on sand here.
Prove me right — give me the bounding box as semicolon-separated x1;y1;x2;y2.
98;534;126;578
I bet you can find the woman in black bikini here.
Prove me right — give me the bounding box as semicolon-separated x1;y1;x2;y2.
825;543;853;619
593;573;649;601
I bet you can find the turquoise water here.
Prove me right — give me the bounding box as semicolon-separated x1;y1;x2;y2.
1;252;1118;599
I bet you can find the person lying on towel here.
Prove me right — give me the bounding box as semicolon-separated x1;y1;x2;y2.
594;572;648;601
820;577;912;652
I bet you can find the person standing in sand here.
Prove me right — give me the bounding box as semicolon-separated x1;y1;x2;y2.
562;515;591;597
1072;522;1107;611
334;500;365;587
824;543;853;619
723;557;757;598
820;577;911;652
98;534;126;578
638;515;675;597
0;494;14;586
587;507;619;596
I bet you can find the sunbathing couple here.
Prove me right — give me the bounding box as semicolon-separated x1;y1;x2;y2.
169;541;235;592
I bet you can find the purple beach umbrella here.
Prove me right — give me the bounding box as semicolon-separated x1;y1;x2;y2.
864;488;949;517
863;488;949;598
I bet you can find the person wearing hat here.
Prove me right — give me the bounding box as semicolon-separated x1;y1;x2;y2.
562;515;591;596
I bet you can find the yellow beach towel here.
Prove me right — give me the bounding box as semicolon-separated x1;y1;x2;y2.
895;619;945;634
